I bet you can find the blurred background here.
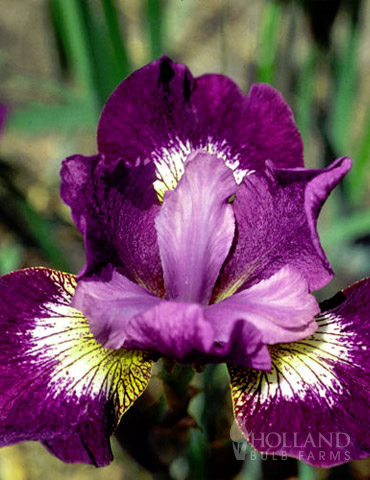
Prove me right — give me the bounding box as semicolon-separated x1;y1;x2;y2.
0;0;370;479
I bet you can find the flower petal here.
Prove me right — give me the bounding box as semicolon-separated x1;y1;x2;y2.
209;266;319;345
229;278;370;467
60;153;164;295
60;154;119;274
97;57;304;173
62;58;306;290
73;269;270;368
97;56;196;160
155;152;236;304
0;268;152;466
192;78;304;169
72;266;162;350
215;157;352;299
124;301;271;369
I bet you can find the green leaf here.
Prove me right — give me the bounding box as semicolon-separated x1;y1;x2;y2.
0;170;70;271
187;429;208;480
50;0;98;108
0;243;24;275
257;1;282;84
320;209;370;247
145;0;164;60
298;461;317;480
81;1;124;104
239;444;262;480
101;0;132;79
329;24;359;155
7;96;97;134
295;48;317;144
346;109;370;206
16;197;70;271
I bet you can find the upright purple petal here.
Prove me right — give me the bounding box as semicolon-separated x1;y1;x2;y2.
97;57;196;160
60;154;164;295
97;57;304;172
214;157;352;299
0;268;152;466
60;154;119;274
192;79;304;168
230;278;370;467
62;58;307;287
155;152;236;304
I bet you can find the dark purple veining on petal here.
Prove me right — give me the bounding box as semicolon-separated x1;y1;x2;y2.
63;57;307;287
230;277;370;467
192;78;304;169
0;268;152;466
97;56;304;171
0;268;114;465
61;154;164;295
60;154;119;275
42;434;109;466
97;57;197;161
214;157;352;299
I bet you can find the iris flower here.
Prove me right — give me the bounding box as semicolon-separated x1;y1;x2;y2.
0;57;369;468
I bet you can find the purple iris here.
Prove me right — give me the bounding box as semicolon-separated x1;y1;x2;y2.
0;57;369;468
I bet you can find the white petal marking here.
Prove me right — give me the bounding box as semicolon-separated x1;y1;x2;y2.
232;312;359;410
152;137;250;199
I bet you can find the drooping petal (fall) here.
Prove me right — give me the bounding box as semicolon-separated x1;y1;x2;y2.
214;157;352;299
229;277;370;467
0;268;152;466
155;152;236;304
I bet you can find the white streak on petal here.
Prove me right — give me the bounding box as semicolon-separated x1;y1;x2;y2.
232;312;357;410
152;137;251;199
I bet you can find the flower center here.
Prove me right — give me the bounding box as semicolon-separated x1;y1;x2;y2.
151;139;250;200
